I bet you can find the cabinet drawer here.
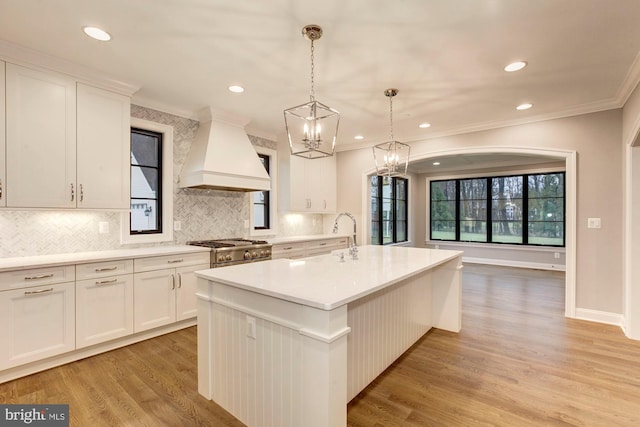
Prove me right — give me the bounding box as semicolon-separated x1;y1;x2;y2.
272;242;306;259
134;252;210;273
76;259;133;280
0;265;75;292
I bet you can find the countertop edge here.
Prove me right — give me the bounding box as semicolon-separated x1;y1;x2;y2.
0;246;211;272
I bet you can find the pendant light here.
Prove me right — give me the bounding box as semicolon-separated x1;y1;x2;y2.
373;88;410;177
284;25;340;159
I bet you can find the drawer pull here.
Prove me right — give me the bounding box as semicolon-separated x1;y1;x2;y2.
95;278;118;286
319;243;327;246
24;273;54;280
24;288;54;295
283;247;293;250
167;259;184;264
95;266;118;272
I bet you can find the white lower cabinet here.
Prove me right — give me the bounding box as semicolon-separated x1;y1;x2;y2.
76;274;134;349
133;252;210;333
133;265;208;332
0;281;75;369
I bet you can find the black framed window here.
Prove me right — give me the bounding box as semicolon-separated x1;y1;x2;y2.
371;176;408;245
430;172;565;247
253;154;270;230
130;128;162;234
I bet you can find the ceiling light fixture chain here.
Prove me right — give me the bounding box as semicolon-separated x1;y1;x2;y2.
309;38;315;102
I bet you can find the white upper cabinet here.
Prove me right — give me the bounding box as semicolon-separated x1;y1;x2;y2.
5;63;77;208
77;83;130;209
0;61;5;207
4;63;131;209
279;153;337;213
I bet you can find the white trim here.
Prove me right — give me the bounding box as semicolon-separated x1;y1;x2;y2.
0;40;138;96
250;146;278;237
462;257;566;272
121;118;174;244
574;308;624;328
426;240;566;254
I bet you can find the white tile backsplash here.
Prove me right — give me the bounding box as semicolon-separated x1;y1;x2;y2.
0;106;323;258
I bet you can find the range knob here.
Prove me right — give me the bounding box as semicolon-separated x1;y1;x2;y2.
266;249;271;256
226;254;233;261
244;251;252;260
218;255;225;262
252;251;257;258
259;250;265;257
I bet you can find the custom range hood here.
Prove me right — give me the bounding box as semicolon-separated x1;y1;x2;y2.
179;108;271;192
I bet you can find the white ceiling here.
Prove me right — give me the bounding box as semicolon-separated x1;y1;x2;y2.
1;0;640;155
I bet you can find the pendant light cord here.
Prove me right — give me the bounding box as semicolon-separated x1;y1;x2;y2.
389;95;394;141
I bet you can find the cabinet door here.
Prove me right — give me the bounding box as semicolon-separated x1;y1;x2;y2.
0;61;5;207
134;269;176;332
5;63;76;208
175;264;209;321
77;83;131;209
289;156;310;211
308;156;336;212
76;274;134;349
0;282;75;369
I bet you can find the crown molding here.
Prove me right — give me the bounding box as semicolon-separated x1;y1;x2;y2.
335;98;621;153
0;40;139;96
617;50;640;106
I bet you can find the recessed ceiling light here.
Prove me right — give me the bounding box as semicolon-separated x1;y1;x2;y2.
354;135;364;140
516;103;533;110
504;61;527;72
419;123;431;129
433;161;441;166
83;26;111;41
228;85;244;93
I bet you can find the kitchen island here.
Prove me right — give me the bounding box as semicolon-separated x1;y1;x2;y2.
196;245;463;427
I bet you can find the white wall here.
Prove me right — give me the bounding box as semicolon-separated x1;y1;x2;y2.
336;109;623;315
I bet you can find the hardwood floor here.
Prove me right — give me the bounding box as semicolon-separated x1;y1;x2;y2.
1;264;640;426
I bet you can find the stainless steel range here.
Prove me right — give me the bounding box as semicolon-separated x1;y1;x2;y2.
187;239;272;268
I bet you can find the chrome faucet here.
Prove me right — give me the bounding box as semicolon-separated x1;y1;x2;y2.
333;212;358;259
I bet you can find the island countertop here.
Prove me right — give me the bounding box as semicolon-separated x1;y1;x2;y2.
195;245;463;310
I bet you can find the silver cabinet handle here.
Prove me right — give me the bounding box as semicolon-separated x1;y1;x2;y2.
25;288;54;295
177;273;182;289
167;259;183;264
70;183;75;201
319;242;327;246
95;266;118;272
80;184;84;202
283;246;293;250
171;274;176;290
25;273;54;280
95;278;118;286
0;178;3;200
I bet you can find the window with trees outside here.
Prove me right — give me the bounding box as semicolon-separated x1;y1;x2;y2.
371;176;408;245
430;172;565;246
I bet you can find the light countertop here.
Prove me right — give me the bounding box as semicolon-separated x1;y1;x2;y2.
196;245;463;310
0;245;211;272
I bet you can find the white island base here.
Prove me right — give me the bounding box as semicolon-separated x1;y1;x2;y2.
196;245;463;427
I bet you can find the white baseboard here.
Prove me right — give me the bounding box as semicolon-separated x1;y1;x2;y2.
462;256;566;271
574;308;624;327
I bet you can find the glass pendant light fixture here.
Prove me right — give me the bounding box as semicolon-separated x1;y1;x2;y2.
373;88;410;177
284;25;340;159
